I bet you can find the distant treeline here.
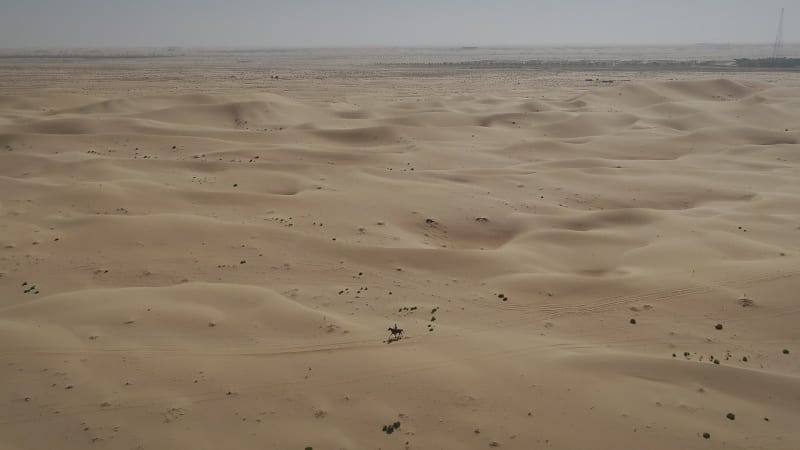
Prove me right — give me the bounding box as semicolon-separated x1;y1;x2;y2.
378;58;800;72
377;59;721;69
735;58;800;68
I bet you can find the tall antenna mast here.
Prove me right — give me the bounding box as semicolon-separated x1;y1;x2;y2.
772;8;785;59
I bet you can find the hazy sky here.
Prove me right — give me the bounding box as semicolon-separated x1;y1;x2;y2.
0;0;796;48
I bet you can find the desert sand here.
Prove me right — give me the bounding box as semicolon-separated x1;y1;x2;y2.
1;55;799;450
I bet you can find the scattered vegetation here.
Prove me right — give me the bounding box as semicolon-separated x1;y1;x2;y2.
735;58;800;68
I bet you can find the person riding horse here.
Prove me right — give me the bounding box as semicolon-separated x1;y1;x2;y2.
387;323;404;340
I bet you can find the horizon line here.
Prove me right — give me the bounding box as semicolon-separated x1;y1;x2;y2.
1;42;799;52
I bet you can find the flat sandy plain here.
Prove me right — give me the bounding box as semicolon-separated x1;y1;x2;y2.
1;49;800;450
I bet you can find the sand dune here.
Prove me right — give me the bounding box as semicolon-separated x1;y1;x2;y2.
1;76;799;450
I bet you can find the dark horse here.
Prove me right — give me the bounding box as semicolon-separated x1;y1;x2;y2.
387;324;404;342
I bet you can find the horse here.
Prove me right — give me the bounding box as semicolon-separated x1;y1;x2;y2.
387;323;404;340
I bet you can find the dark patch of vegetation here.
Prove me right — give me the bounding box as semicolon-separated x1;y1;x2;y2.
381;421;401;434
